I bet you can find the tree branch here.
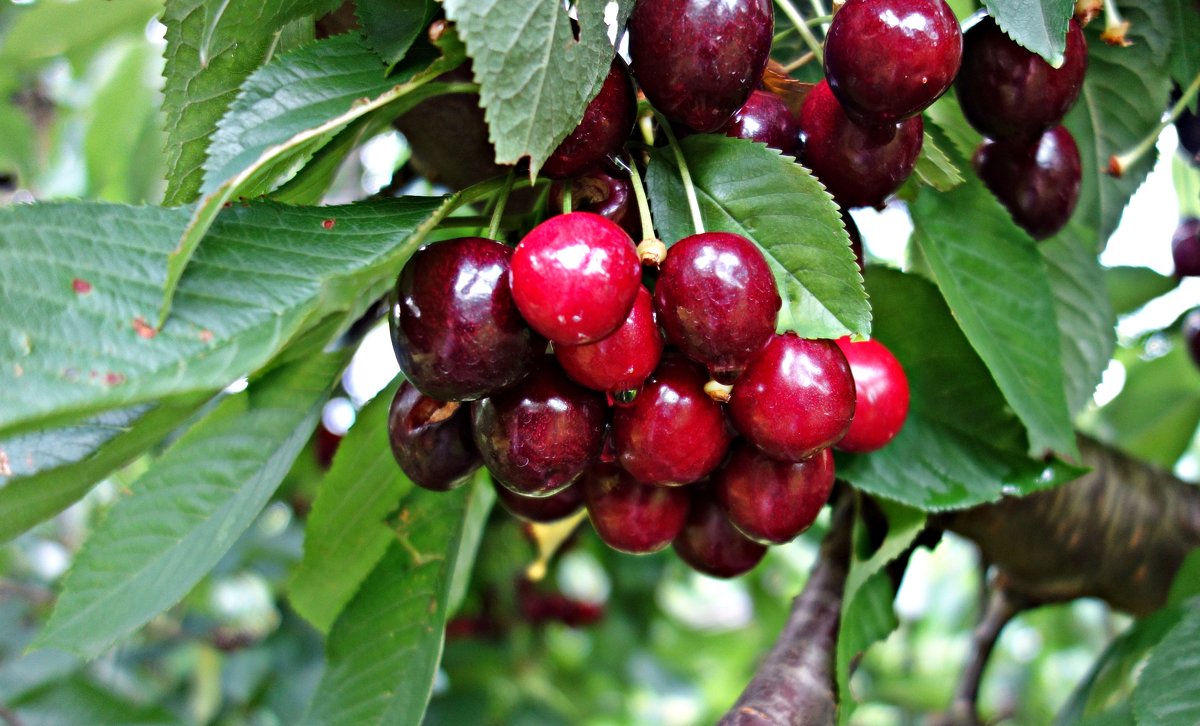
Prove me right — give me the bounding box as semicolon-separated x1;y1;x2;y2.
940;588;1028;726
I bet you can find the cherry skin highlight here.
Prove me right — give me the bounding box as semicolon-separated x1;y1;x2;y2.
542;60;637;179
721;89;799;154
729;333;856;462
511;212;641;345
798;80;923;209
824;0;962;126
555;286;663;399
956;17;1088;140
715;444;835;545
549;170;641;240
834;337;910;453
613;355;733;486
628;0;774;132
494;480;585;523
583;463;691;554
391;237;542;401
471;361;607;497
1172;218;1200;277
387;382;480;491
654;232;782;380
673;489;767;578
974;125;1082;240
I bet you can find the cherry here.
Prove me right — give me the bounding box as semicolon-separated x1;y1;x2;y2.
387;382;480;492
1172;218;1200;277
494;479;585;523
715;444;835;544
720;89;799;155
729;333;856;461
391;237;542;401
654;232;782;380
549;170;641;240
1185;309;1200;369
974;125;1082;240
542;60;637;179
628;0;774;132
1177;105;1200;168
555;286;663;399
673;489;767;578
834;337;910;453
612;355;733;486
510;212;642;345
471;361;606;497
956;17;1088;140
583;463;690;554
823;0;962;126
798;80;924;209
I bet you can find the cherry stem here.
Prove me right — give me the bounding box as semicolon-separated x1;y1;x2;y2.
1110;71;1200;177
656;112;706;235
775;0;824;64
614;154;658;244
562;177;573;214
487;169;516;240
783;51;816;73
704;380;733;403
1100;0;1131;46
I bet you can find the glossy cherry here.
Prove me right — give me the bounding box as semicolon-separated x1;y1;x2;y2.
715;444;835;544
1172;218;1200;277
654;232;782;380
511;212;641;345
721;89;799;154
549;170;641;240
613;355;733;486
387;382;481;491
956;17;1088;140
391;237;542;401
471;361;606;497
729;333;856;462
824;0;962;126
542;60;637;179
798;80;923;209
673;489;767;578
974;125;1082;240
583;463;691;554
556;286;663;399
494;480;585;523
1185;309;1200;369
834;337;910;453
628;0;774;132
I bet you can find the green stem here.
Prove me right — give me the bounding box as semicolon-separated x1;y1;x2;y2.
617;155;656;242
487;170;517;240
776;0;824;63
562;178;573;214
1110;71;1200;177
656;113;705;235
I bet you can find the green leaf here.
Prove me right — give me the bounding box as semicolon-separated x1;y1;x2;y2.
442;0;627;174
11;678;176;726
357;0;436;67
910;179;1075;457
838;269;1080;510
1133;603;1200;725
160;0;343;205
33;350;349;659
84;43;161;203
300;478;492;726
1065;3;1172;246
290;377;413;633
0;0;161;72
1168;550;1200;607
1042;229;1116;416
912;131;965;192
1097;341;1200;468
0;196;444;437
646;134;870;340
981;0;1074;65
1105;265;1180;316
1174;153;1200;219
1167;0;1200;90
924;91;984;166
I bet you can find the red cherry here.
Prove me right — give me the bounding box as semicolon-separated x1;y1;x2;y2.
729;333;856;461
511;212;642;345
387;381;480;491
549;170;642;240
715;444;835;545
1173;218;1200;277
494;480;584;523
720;89;800;154
583;463;691;554
542;61;637;179
974;125;1082;240
834;337;910;453
555;286;664;398
673;489;767;578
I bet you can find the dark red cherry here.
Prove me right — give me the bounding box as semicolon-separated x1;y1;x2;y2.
613;355;733;486
511;212;642;345
391;237;542;401
1173;218;1200;277
549;170;641;240
654;232;781;380
956;17;1088;140
1177;107;1200;168
834;337;910;453
542;60;637;179
798;80;923;209
555;286;663;398
729;333;856;461
628;0;773;132
1185;309;1200;369
720;89;799;154
715;444;835;544
471;361;606;497
387;382;481;492
824;0;962;126
844;210;865;273
974;125;1082;240
583;463;690;554
494;479;585;523
673;489;767;578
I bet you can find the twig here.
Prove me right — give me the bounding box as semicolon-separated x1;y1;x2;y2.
944;588;1028;726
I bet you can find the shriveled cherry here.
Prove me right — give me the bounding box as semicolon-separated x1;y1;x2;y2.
511;212;641;345
549;170;641;240
1173;218;1200;277
834;337;910;453
583;463;690;554
673;489;767;578
556;286;663;399
542;60;637;179
729;333;856;461
387;381;481;491
974;125;1081;240
721;89;799;154
715;444;834;544
494;480;584;523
